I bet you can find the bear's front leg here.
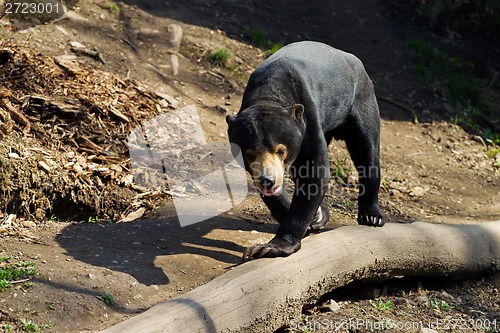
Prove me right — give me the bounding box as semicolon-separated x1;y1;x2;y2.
243;158;329;261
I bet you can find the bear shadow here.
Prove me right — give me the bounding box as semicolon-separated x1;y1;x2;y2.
56;202;277;286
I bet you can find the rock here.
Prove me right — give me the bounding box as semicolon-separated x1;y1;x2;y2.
119;207;146;222
70;41;85;49
409;186;428;197
154;91;179;109
441;291;454;302
319;299;340;313
329;299;340;312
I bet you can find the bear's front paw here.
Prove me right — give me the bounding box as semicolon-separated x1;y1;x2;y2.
358;204;385;227
242;236;301;261
358;212;385;227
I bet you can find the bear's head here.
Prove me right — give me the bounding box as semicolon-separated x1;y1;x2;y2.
226;104;305;197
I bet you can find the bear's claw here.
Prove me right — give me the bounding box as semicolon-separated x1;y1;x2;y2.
358;214;385;227
242;237;301;261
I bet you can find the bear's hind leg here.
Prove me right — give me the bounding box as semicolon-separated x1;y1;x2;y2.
344;97;385;227
308;197;330;231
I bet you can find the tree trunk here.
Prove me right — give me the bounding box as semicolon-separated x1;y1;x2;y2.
100;221;500;333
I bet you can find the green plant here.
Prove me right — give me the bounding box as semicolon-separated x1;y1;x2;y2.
245;27;283;55
429;298;453;311
209;48;230;67
44;300;55;311
0;259;37;292
369;299;395;311
87;216;98;223
21;320;40;332
408;39;483;106
106;3;119;13
380;177;391;192
487;146;500;159
49;214;58;222
332;157;352;183
97;292;114;305
0;280;12;292
267;42;283;55
246;27;267;45
24;282;36;288
2;324;13;333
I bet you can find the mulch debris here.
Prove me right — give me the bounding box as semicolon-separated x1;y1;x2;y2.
0;41;177;223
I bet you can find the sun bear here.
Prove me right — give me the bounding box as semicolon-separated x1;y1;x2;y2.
226;41;385;260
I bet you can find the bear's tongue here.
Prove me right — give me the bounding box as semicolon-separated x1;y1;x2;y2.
260;186;281;197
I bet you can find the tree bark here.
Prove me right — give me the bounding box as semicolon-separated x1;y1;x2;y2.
100;221;500;333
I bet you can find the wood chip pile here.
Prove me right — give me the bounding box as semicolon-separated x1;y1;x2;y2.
0;42;175;222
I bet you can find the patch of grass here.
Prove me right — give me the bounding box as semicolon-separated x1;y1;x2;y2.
369;299;395;311
408;39;484;107
97;292;114;305
209;48;230;67
2;324;13;333
106;3;119;13
487;147;500;169
246;27;267;45
0;280;12;292
408;39;499;146
21;320;40;332
0;259;37;292
429;298;453;311
267;42;283;55
44;301;55;311
49;214;58;222
245;26;283;55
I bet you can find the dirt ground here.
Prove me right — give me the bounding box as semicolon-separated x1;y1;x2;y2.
0;0;499;332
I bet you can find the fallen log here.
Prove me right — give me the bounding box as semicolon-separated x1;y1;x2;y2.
100;221;500;333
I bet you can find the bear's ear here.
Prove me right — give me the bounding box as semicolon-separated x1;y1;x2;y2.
288;104;305;123
226;114;236;136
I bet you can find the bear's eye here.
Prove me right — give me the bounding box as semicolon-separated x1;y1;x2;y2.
276;146;287;158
